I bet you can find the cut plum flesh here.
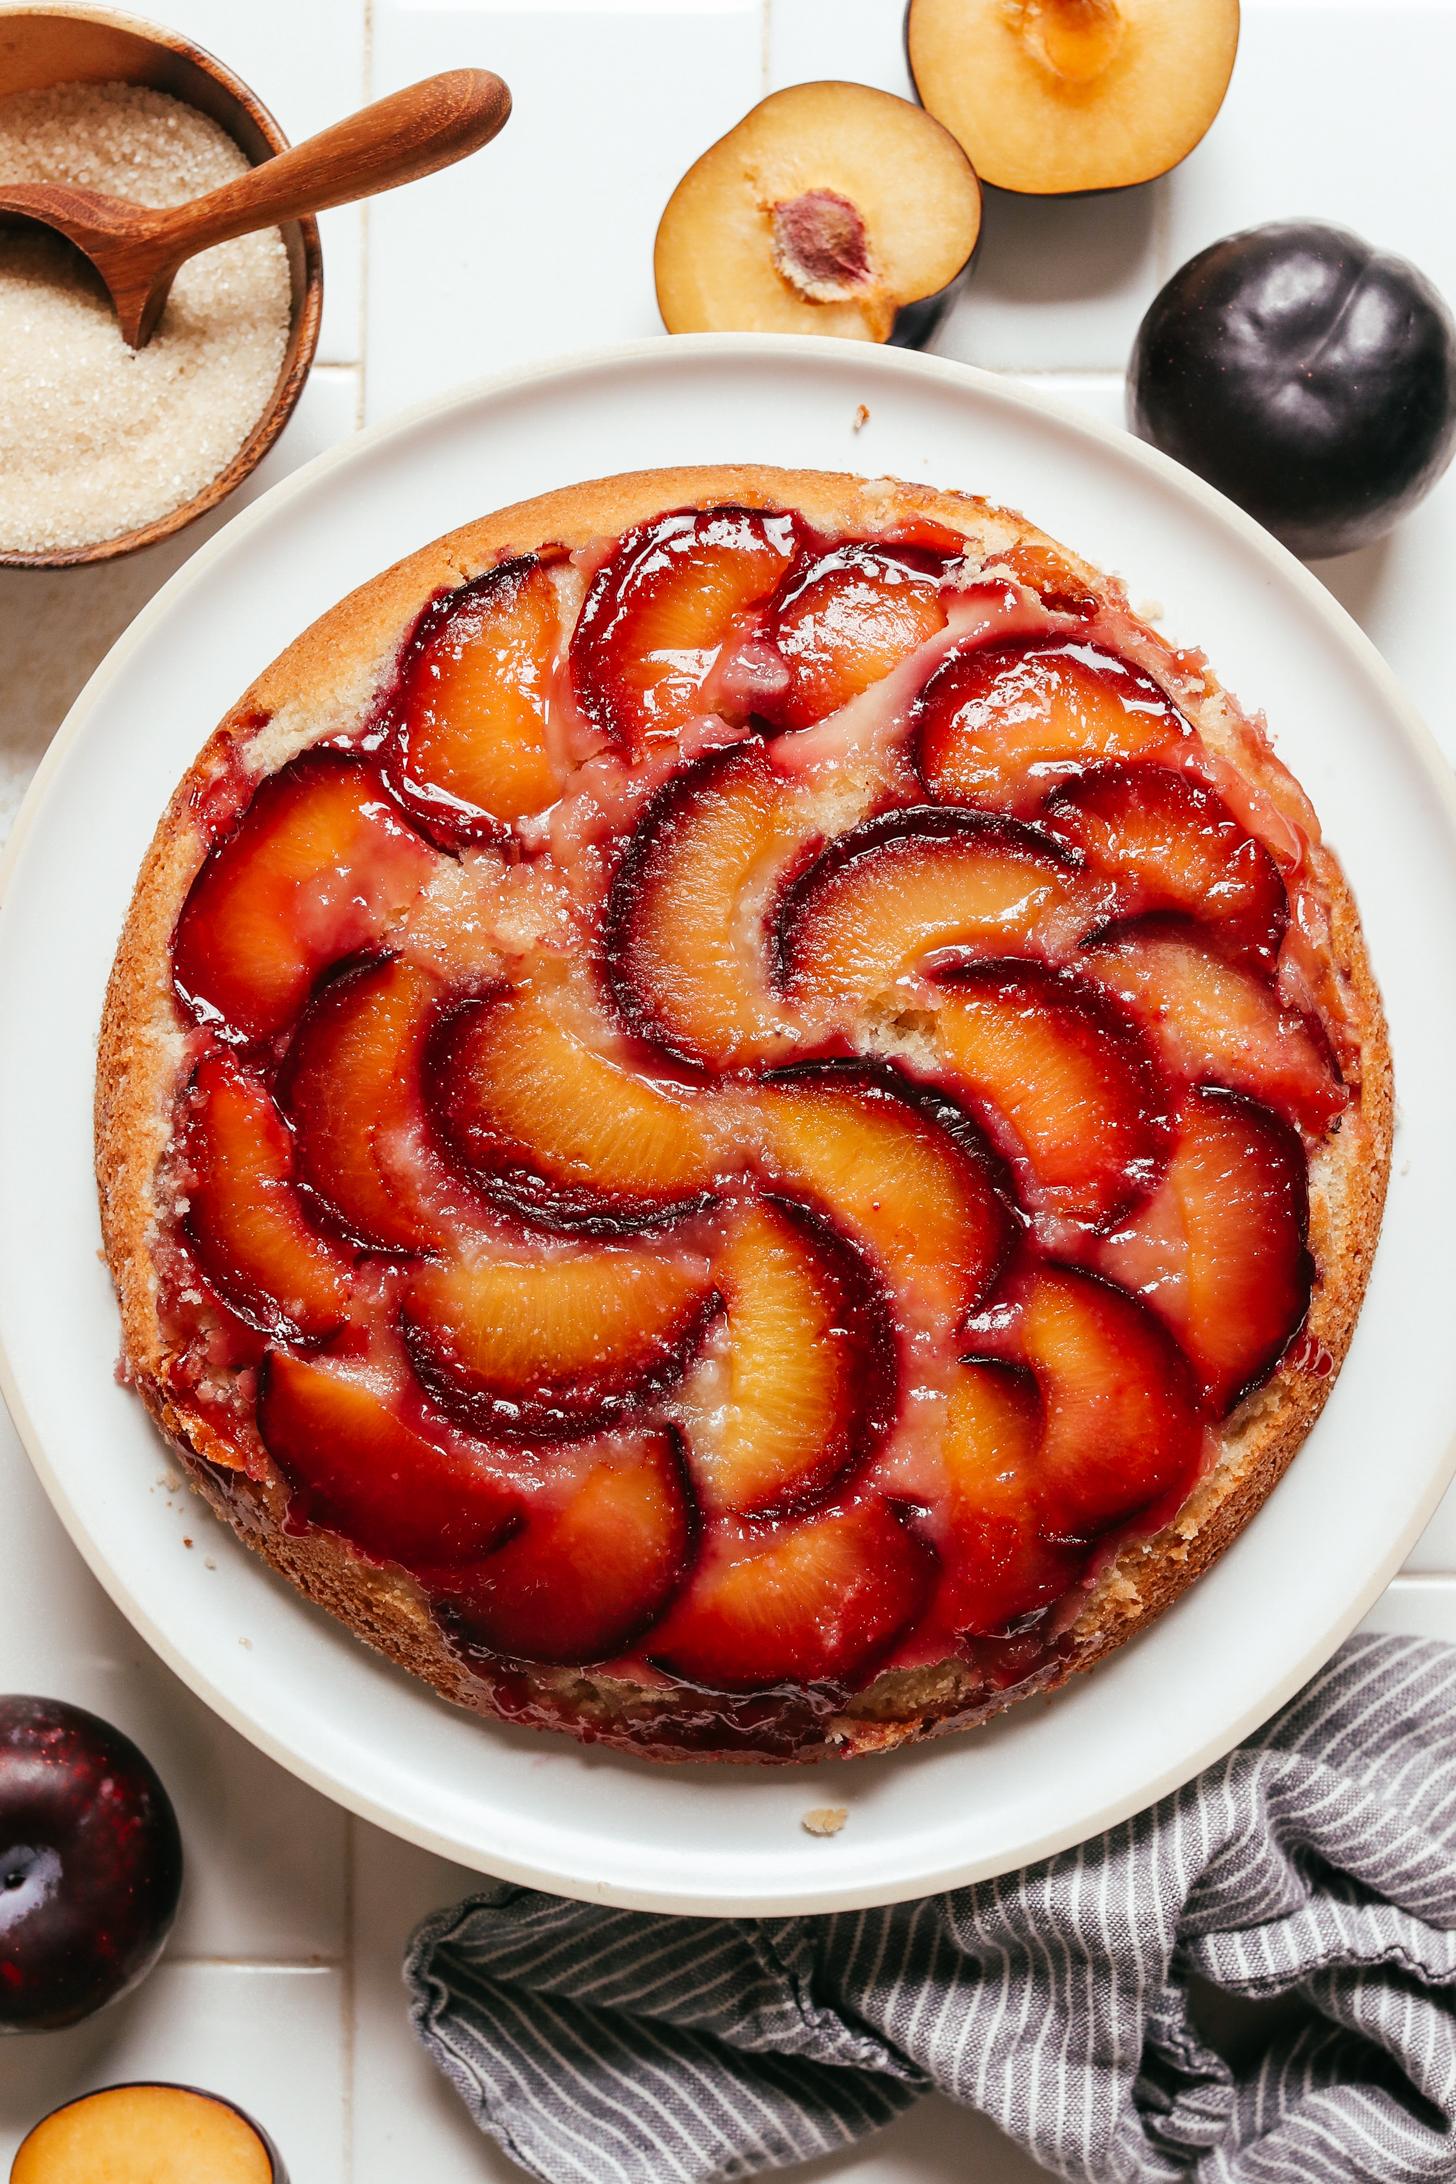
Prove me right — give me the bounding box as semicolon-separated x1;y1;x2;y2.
1042;762;1288;970
604;741;809;1069
432;981;727;1232
776;805;1082;1013
181;1053;354;1343
754;1060;1015;1316
937;1361;1077;1638
651;1499;933;1691
428;1428;693;1665
1102;1084;1312;1416
173;753;435;1047
388;554;561;842
282;953;450;1254
929;958;1169;1230
686;1196;897;1519
914;637;1187;815
1012;1264;1203;1536
258;1351;518;1564
761;540;951;730
402;1241;717;1439
571;505;800;751
1080;921;1346;1135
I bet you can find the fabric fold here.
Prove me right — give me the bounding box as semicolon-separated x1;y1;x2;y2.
406;1634;1456;2183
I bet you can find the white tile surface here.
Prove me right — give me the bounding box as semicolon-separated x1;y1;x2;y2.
1361;1578;1456;1641
350;1825;525;2182
0;1413;349;1963
1;4;1454;2176
0;1964;346;2178
1401;1485;1456;1575
132;0;368;363
938;185;1162;372
1164;1;1456;314
766;0;914;96
363;0;764;418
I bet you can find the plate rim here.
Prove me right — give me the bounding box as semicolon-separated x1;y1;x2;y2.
3;332;1454;1914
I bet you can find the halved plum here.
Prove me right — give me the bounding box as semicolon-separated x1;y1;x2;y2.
388;555;561;844
282;954;450;1254
914;638;1187;815
604;742;810;1069
432;980;727;1232
571;506;800;752
929;959;1169;1230
1102;1085;1312;1417
1080;921;1347;1134
687;1197;896;1518
759;540;952;731
754;1060;1015;1315
257;1351;519;1564
651;1499;933;1690
937;1361;1077;1638
402;1241;716;1439
1042;763;1288;970
173;754;435;1047
181;1054;354;1342
776;806;1082;1014
428;1428;693;1665
1014;1264;1202;1534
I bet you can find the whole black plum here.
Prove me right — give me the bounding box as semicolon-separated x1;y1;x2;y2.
1129;221;1456;558
0;1695;182;2032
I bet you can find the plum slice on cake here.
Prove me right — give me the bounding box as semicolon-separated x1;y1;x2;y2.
386;553;563;843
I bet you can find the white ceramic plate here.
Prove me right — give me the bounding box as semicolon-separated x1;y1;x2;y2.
2;337;1453;1914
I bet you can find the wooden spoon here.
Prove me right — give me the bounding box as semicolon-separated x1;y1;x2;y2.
0;67;511;347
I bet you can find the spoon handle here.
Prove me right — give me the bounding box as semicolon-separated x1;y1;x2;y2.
152;69;510;259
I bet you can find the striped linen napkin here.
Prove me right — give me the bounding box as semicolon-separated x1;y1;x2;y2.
405;1633;1456;2183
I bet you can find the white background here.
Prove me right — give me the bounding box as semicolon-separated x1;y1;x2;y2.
2;2;1454;2175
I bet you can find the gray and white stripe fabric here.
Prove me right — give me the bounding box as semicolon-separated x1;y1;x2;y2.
405;1633;1456;2183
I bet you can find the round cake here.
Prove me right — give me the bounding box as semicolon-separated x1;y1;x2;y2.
96;464;1391;1764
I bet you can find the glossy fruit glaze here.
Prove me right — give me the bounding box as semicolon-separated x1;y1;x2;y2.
153;500;1357;1754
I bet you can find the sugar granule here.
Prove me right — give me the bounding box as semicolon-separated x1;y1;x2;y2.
0;80;292;555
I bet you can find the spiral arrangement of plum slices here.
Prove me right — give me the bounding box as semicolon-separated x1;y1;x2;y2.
158;499;1355;1731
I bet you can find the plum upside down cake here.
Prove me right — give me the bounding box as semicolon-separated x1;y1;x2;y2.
97;465;1390;1764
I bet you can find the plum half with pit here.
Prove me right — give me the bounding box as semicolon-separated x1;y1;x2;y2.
654;81;981;346
1129;222;1456;558
12;2085;286;2183
907;0;1239;195
0;1695;182;2032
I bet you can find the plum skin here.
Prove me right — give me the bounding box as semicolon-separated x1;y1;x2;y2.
1129;221;1456;559
0;1696;183;2033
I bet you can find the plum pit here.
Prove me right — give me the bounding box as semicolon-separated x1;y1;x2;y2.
770;189;873;304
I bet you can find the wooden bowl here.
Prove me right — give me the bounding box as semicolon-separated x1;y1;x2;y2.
0;3;324;568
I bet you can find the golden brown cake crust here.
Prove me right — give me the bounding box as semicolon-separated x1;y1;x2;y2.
96;464;1392;1764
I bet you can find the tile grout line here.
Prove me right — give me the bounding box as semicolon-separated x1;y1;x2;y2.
760;0;772;91
164;1955;346;1969
342;1817;358;2183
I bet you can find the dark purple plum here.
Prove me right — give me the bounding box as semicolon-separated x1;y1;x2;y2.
1129;221;1456;558
0;1696;182;2032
